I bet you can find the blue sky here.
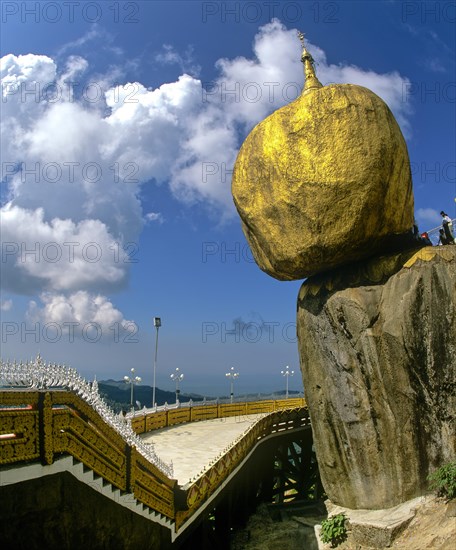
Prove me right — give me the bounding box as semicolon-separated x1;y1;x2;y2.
1;1;455;396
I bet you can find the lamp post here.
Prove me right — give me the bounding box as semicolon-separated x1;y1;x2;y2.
225;367;239;403
170;367;184;405
281;365;294;399
124;368;141;411
152;317;161;408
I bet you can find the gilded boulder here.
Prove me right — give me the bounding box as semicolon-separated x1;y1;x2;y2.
232;83;414;280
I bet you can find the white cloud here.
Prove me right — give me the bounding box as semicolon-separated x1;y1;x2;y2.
145;212;164;224
1;299;12;311
0;21;414;310
212;19;412;133
212;19;303;127
56;25;119;58
155;44;201;77
416;208;442;227
104;74;203;186
1;53;57;102
424;58;446;73
170;20;412;212
27;291;134;340
1;54;57;155
57;55;89;89
1;205;129;294
2;23;413;222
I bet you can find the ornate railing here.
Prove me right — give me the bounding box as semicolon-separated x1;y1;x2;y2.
131;391;305;416
0;388;177;519
130;397;306;434
0;357;309;533
174;406;311;529
0;357;173;477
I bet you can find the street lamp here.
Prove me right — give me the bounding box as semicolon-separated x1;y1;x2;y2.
170;368;184;405
281;365;294;399
124;368;141;411
152;317;161;408
225;367;239;403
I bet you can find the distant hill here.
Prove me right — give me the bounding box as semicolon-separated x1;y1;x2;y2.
98;380;302;412
98;380;205;411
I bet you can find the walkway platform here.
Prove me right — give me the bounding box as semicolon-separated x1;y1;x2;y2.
140;413;267;487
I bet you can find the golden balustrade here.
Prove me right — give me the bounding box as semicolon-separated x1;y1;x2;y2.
0;390;176;519
174;405;311;529
130;397;307;435
1;389;308;533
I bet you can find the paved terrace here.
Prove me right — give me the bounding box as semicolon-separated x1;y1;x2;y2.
140;413;268;487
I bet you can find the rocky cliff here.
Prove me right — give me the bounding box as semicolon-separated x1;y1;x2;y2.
297;246;456;509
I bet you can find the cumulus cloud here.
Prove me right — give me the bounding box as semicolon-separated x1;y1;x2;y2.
1;20;414;321
416;208;442;227
212;19;412;133
1;53;57;154
27;291;135;340
1;20;413;222
167;20;412;208
1;205;129;294
1;299;13;311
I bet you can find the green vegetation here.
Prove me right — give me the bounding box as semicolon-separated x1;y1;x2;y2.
427;462;456;500
97;380;205;411
320;513;347;547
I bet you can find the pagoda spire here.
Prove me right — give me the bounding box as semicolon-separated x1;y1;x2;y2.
298;31;323;93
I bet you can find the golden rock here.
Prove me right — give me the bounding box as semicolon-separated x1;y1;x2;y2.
232;49;414;280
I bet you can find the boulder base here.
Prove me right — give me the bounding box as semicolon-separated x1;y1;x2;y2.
297;246;456;509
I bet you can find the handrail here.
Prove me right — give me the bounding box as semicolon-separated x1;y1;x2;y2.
0;357;173;476
0;358;309;534
424;217;455;235
128;392;305;418
0;389;177;519
129;397;307;434
0;386;309;533
423;217;455;245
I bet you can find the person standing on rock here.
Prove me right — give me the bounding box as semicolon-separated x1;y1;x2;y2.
440;211;455;243
438;228;453;246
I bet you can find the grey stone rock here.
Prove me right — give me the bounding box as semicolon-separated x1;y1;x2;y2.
445;500;456;517
297;246;456;509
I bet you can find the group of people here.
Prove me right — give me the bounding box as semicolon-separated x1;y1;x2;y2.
418;210;455;246
437;211;455;245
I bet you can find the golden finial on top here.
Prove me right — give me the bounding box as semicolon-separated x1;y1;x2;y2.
297;30;311;61
297;30;323;93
